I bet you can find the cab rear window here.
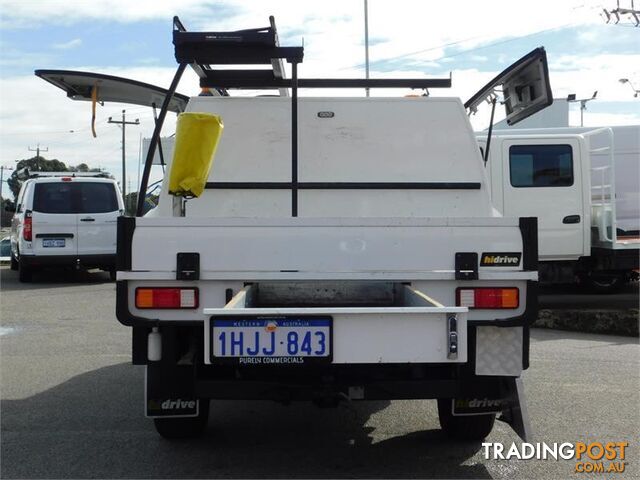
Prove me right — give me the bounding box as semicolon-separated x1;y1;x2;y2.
33;182;119;214
509;144;573;188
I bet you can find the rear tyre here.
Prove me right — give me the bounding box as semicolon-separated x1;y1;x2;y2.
18;259;32;283
10;254;18;271
437;399;496;441
153;400;210;439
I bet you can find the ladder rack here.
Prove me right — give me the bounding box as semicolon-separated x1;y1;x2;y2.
137;16;453;217
17;169;112;180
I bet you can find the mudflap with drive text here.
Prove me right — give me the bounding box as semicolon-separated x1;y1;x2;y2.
451;377;532;441
145;363;199;418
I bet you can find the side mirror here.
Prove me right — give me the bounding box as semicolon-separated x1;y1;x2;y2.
4;203;16;213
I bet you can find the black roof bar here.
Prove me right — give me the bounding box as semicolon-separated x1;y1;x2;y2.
269;16;289;97
200;75;452;90
173;16;228;97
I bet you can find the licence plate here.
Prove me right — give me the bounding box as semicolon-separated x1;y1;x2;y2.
42;239;65;248
211;317;332;364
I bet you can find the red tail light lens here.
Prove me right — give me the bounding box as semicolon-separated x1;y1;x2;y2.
135;288;199;309
23;211;32;241
456;287;519;309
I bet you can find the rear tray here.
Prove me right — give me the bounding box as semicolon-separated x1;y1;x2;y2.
204;283;467;365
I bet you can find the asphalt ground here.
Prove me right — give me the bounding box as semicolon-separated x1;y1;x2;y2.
1;266;639;479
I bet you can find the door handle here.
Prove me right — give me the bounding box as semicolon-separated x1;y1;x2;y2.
80;217;95;222
563;215;581;224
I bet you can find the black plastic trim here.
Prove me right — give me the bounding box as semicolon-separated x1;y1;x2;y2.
176;252;200;281
20;254;114;268
35;233;74;239
205;182;482;190
455;252;478;280
519;217;538;271
562;215;581;224
116;216;135;271
132;327;150;365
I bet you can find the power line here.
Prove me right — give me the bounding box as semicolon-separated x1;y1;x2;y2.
344;21;576;73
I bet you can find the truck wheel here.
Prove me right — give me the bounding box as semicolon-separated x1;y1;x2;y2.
581;272;626;294
437;399;495;441
153;400;210;439
18;259;32;283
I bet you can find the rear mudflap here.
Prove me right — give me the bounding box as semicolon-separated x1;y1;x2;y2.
451;376;532;441
145;363;200;418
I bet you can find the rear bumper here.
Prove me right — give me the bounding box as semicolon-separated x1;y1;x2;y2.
192;364;508;401
20;254;115;269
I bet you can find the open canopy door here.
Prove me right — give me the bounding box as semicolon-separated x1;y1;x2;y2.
465;47;553;126
35;69;189;113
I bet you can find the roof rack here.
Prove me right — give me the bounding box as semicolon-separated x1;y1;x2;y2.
174;16;293;97
17;169;111;181
172;17;450;92
137;16;453;217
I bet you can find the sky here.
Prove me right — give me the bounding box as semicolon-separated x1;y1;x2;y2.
0;0;638;199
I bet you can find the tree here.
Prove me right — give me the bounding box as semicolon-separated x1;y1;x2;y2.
6;157;106;199
7;156;68;198
1;197;15;228
124;191;158;215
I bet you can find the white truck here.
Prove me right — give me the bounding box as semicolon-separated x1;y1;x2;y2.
477;125;639;292
37;18;547;441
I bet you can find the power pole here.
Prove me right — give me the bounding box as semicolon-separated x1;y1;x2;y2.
28;144;48;171
108;110;140;209
364;0;370;97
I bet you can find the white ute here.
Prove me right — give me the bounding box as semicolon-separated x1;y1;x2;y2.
477;125;639;292
38;17;547;441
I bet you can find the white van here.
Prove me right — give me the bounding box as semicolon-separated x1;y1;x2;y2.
10;172;124;282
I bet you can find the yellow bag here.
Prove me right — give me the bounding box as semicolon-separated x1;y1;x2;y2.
168;112;223;198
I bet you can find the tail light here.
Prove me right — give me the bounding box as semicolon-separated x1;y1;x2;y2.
456;287;519;309
23;211;32;241
135;287;199;309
